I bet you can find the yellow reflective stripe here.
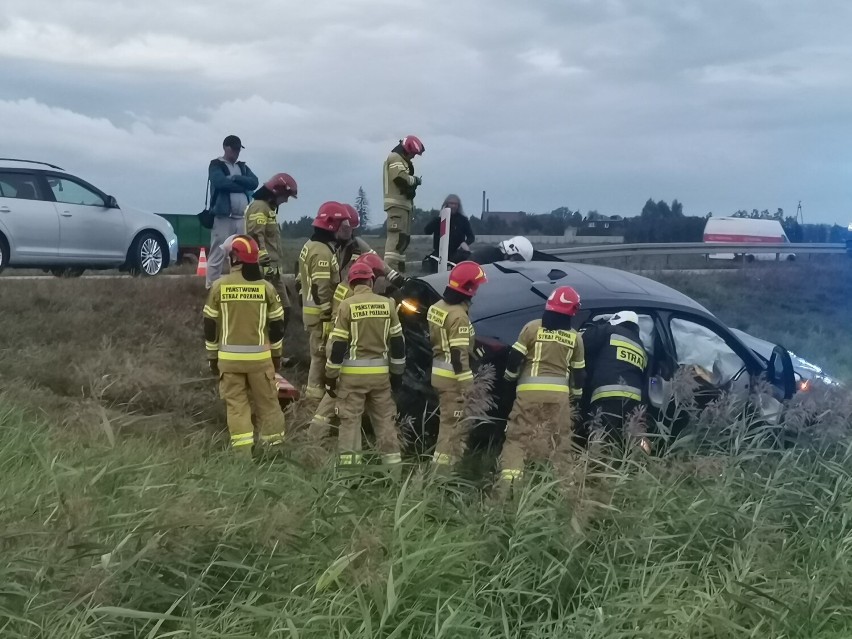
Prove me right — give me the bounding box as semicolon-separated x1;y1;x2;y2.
303;306;323;315
501;468;523;480
218;351;272;361
341;366;389;375
205;341;218;351
432;452;454;465
571;388;583;397
511;341;528;355
261;432;284;445
231;433;254;447
330;329;350;341
269;307;285;320
571;360;586;369
592;390;642;402
505;370;519;380
532;341;543;378
517;383;570;393
313;272;331;280
432;367;457;379
448;338;469;347
270;339;283;351
326;362;342;370
389;324;403;336
203;305;219;318
382;453;402;465
457;371;474;382
334;284;350;301
338;453;363;465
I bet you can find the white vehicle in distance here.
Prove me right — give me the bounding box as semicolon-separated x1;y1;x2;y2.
703;217;795;263
0;159;178;277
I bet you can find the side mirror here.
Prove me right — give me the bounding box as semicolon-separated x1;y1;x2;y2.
768;345;796;399
106;195;119;208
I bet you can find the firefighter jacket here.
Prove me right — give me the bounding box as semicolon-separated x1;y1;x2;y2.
428;300;475;387
383;150;416;212
203;267;286;373
245;200;282;271
333;238;403;318
299;239;340;330
326;285;405;379
504;319;585;398
581;322;647;404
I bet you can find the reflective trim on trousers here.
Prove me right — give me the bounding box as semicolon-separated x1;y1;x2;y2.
590;384;642;403
341;358;390;375
219;344;271;354
432;452;455;465
382;453;402;465
501;468;523;481
231;432;254;448
338;453;364;466
261;432;284;446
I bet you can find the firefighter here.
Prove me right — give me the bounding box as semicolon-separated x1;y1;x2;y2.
383;135;425;273
203;235;287;455
580;310;648;440
245;173;297;317
308;252;388;443
324;260;406;467
299;202;352;412
426;261;488;467
499;286;586;483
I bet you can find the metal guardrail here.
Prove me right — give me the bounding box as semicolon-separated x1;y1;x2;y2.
541;242;847;260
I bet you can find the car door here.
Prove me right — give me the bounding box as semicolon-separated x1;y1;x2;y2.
0;170;60;263
46;175;127;262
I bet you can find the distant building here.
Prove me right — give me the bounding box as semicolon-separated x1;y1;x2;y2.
578;214;625;237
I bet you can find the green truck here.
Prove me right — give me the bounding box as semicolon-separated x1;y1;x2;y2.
156;213;211;263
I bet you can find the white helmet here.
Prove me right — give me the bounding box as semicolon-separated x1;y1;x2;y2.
499;236;534;262
609;310;640;327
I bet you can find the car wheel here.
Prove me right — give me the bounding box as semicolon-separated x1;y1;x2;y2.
130;232;165;276
745;254;755;263
0;234;8;274
786;254;796;262
50;267;85;278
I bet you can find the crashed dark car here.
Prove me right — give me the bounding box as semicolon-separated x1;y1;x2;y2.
392;261;799;455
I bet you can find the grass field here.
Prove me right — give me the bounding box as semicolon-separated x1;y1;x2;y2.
2;259;852;636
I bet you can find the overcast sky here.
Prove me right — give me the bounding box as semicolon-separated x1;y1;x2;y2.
2;0;851;224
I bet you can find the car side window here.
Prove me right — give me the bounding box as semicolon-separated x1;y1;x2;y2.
669;317;746;384
0;172;44;201
48;177;105;207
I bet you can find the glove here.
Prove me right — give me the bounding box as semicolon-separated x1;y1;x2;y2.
386;269;407;287
413;176;423;187
272;356;281;371
390;374;402;393
208;359;219;375
324;375;338;398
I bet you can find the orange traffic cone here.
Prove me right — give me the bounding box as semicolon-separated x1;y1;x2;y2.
197;248;208;277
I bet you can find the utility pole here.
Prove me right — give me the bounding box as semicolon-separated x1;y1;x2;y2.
796;201;804;224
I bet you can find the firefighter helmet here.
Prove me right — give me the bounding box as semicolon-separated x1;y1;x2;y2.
343;203;360;229
609;310;639;327
230;235;260;264
498;236;534;262
264;173;298;198
313;201;349;232
402;135;425;156
447;261;487;297
347;260;375;284
354;252;384;277
545;286;581;316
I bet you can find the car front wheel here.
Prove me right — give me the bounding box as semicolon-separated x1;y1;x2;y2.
130;232;165;276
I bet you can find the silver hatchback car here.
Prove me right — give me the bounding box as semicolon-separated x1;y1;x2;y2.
0;159;178;276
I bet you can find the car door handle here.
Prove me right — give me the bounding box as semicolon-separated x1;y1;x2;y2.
60;211;73;217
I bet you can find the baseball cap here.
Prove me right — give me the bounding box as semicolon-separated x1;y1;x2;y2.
223;135;244;149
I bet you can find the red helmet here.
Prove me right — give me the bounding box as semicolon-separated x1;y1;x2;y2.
230;235;260;264
313;201;349;232
447;261;487;297
401;135;425;156
347;260;375;284
264;173;297;198
545;286;581;316
354;252;384;277
343;203;360;229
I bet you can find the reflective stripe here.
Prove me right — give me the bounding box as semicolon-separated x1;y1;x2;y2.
517;375;570;394
330;329;350;340
432;367;458;379
571;359;586;369
382;453;402;465
219;351;272;361
501;468;523;481
433;452;454;465
511;341;528;355
571;388;583;398
203;305;219;318
261;433;284;446
590;384;642;403
389;324;403;336
270;339;283;351
610;335;644;353
269;307;285;320
313;272;331;280
220;344;270;354
338;453;363;466
205;341;218;351
448;338;469;347
231;432;254;448
342;358;389;375
390;357;406;367
457;371;473;382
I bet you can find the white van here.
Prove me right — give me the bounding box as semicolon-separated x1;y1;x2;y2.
703;217;795;262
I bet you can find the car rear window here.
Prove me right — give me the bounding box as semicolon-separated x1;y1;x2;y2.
0;172;43;200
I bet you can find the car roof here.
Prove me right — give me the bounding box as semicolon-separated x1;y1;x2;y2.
0;159;67;172
419;260;713;321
